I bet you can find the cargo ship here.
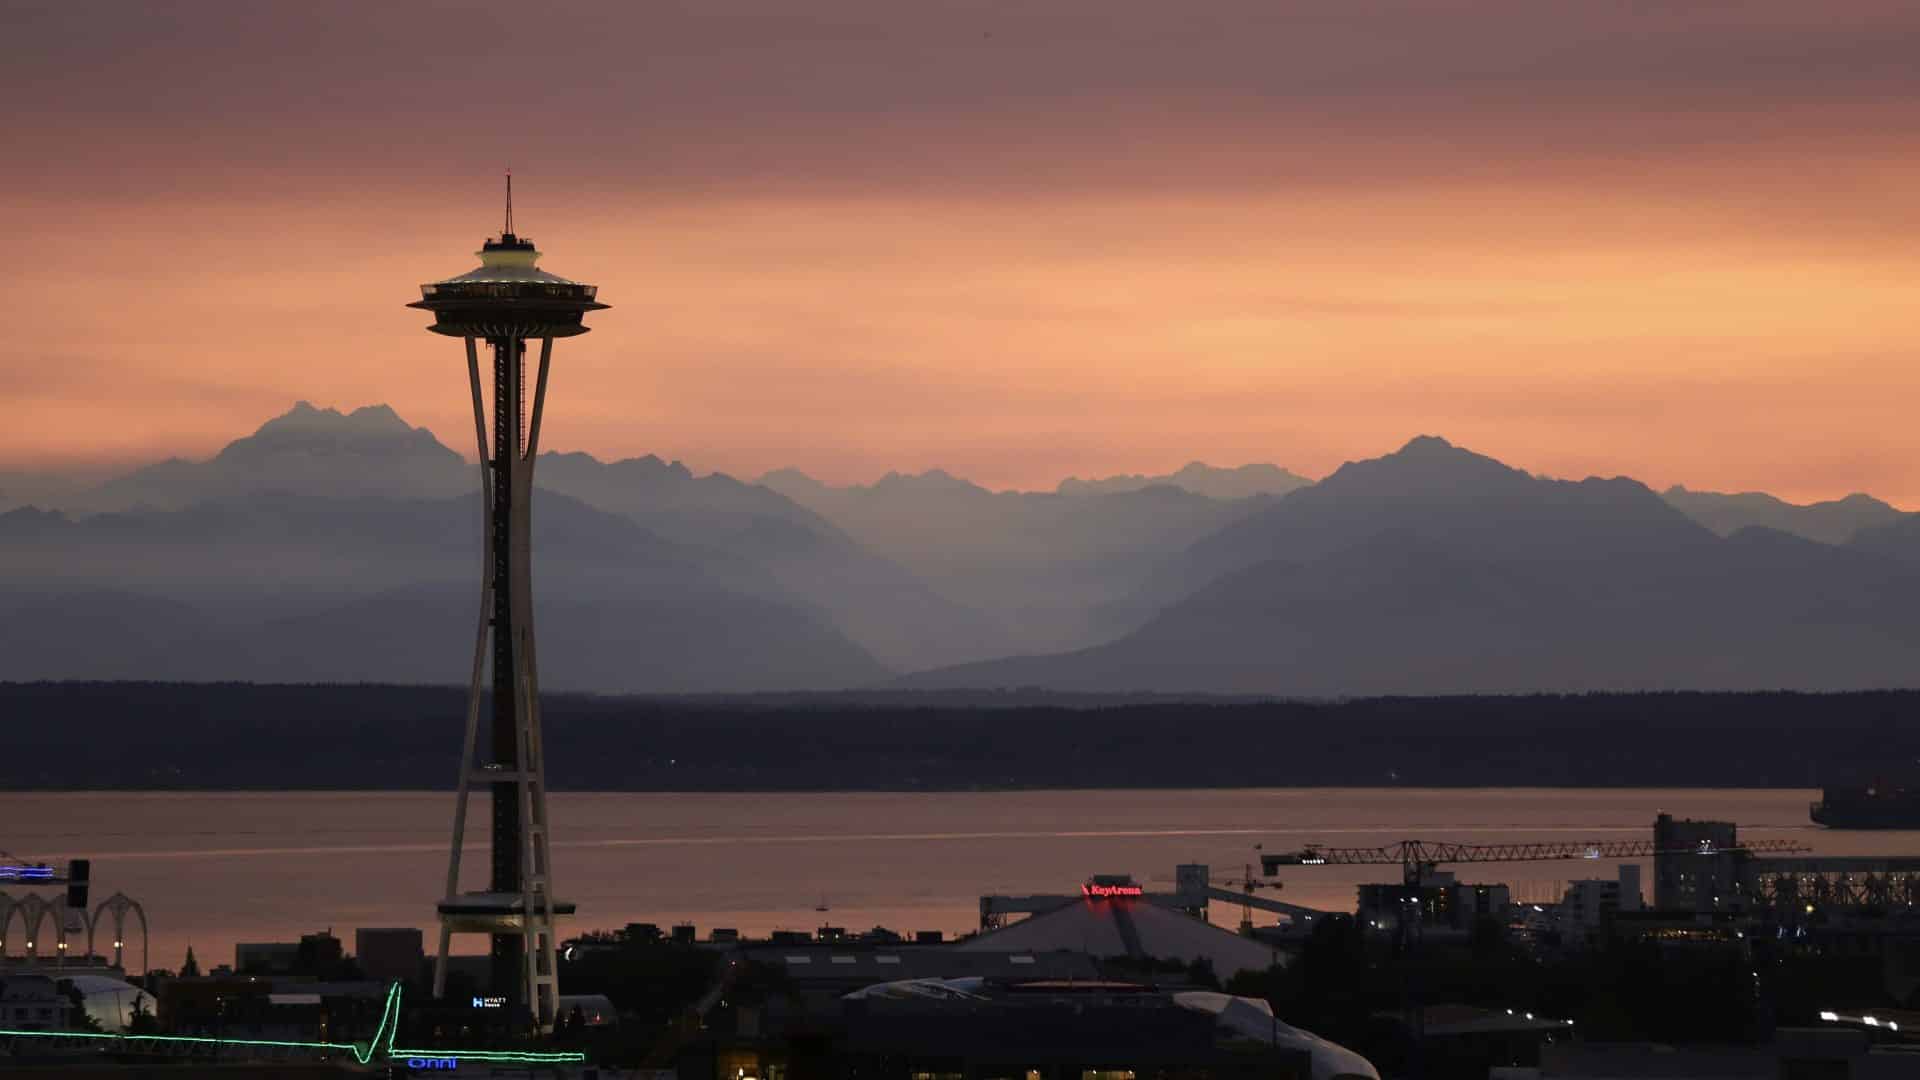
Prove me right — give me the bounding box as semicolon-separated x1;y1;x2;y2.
1810;779;1920;829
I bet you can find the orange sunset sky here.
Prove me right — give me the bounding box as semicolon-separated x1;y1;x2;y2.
6;1;1920;502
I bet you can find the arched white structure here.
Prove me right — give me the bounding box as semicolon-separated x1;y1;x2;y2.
87;893;150;976
8;893;69;963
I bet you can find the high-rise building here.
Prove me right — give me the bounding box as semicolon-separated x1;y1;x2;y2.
1652;813;1740;912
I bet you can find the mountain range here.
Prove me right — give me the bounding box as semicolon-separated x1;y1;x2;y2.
1054;462;1311;500
904;438;1920;693
4;403;1916;695
1660;485;1903;546
759;466;1273;653
0;491;887;692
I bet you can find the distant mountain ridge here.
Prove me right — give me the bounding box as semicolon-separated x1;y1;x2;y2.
1057;461;1312;499
9;403;1920;695
72;402;468;512
760;465;1275;654
1661;485;1902;545
0;491;887;691
535;453;1002;669
1112;435;1712;625
22;403;1000;674
899;436;1920;694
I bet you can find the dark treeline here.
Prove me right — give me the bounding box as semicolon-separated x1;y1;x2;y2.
3;682;1914;790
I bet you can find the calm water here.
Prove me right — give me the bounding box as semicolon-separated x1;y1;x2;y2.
6;788;1911;975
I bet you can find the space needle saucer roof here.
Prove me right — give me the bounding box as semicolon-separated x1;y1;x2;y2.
410;231;607;338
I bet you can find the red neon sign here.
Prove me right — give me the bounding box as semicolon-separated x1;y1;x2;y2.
1082;882;1144;898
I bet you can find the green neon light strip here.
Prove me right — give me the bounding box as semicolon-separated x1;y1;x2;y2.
0;1030;362;1057
0;983;585;1065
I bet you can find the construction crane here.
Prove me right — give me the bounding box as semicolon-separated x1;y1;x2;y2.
1213;863;1289;933
1263;836;1808;886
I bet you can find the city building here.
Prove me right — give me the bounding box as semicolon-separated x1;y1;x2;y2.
0;974;74;1030
1554;864;1645;941
1356;871;1513;934
158;975;388;1043
234;930;343;977
1650;813;1920;930
233;942;299;975
353;927;423;985
1653;813;1743;910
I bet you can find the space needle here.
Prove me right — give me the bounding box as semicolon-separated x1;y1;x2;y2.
410;176;606;1030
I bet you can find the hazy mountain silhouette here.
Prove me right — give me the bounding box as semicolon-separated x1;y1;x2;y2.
537;453;1000;669
1057;461;1311;499
17;405;1920;694
1114;435;1715;626
0;587;233;682
28;403;997;672
0;470;89;513
1663;486;1905;545
73;402;470;512
1843;513;1920;562
0;491;887;691
760;467;1272;654
899;437;1920;694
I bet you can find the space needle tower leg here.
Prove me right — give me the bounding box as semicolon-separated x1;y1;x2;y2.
517;336;560;1029
435;336;495;1001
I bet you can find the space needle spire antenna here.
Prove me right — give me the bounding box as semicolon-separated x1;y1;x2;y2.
409;180;608;1033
